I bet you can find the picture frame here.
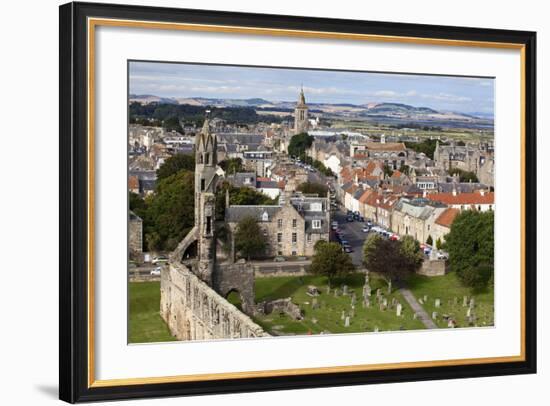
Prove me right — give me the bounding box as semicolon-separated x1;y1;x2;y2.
59;1;537;403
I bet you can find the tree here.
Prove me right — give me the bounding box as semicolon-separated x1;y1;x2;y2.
297;182;328;196
288;132;313;159
445;210;494;289
405;139;439;160
426;235;433;246
218;158;243;175
400;235;424;273
383;164;394;178
146;170;195;251
234;216;267;260
310;241;355;286
156;154;195;180
435;237;443;250
448;167;479;183
363;234;419;291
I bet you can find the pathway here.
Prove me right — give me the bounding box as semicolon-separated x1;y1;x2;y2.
398;287;438;329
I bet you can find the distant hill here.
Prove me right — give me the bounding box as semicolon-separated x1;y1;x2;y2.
129;95;493;125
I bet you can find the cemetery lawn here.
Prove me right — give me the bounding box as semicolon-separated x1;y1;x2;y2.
249;273;426;336
406;272;494;328
129;281;177;344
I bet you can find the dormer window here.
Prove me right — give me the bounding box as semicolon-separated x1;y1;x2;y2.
262;211;269;222
312;220;321;229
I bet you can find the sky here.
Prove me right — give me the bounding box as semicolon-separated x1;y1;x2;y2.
129;61;494;116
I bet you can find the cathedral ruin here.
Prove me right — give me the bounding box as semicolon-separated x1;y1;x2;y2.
160;117;268;341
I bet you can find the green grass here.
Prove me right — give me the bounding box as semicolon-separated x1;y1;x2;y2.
406;272;494;328
129;282;176;344
252;274;425;335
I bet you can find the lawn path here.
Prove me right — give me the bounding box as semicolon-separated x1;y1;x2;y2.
398;287;438;329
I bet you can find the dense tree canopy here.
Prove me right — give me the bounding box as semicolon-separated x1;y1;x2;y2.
297;182;328;196
146;170;195;251
363;234;421;290
288;132;313;158
218;158;243;175
156;153;195;180
448;167;479;183
445;210;494;289
234;216;268;260
310;241;355;286
405;139;439;160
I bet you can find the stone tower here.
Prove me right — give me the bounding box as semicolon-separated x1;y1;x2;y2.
194;116;218;284
294;86;309;134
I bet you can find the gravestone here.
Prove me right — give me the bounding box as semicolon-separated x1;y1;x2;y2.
418;298;424;305
376;289;381;298
344;316;350;327
463;296;468;307
326;285;331;295
350;306;355;318
469;298;475;309
341;310;345;320
342;285;348;296
413;313;418;320
466;307;472;318
432;311;438;320
364;297;370;308
423;295;428;302
435;298;441;308
396;303;403;317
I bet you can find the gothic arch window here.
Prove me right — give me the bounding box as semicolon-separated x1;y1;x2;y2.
199;154;204;164
262;211;269;222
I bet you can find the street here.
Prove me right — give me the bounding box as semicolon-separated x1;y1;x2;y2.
331;209;369;266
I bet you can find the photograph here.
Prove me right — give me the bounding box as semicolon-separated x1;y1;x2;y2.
127;61;496;343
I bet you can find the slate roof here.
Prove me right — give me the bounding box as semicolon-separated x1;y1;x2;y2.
225;205;281;223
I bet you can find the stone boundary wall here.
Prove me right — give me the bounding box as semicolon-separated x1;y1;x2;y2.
160;262;269;341
252;261;310;278
417;259;446;277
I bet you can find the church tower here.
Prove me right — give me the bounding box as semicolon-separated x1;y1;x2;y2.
294;86;309;134
194;114;218;284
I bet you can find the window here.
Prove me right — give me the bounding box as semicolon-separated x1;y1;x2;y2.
200;179;205;191
310;202;322;211
277;233;282;243
206;216;212;234
292;219;297;228
278;251;283;256
205;152;210;164
306;234;312;243
291;250;297;256
277;219;283;228
261;211;269;222
292;233;297;243
312;220;321;229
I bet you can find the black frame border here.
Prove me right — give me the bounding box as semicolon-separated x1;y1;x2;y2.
59;1;537;403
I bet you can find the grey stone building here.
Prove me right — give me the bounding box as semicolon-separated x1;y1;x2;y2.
225;193;330;258
129;211;143;257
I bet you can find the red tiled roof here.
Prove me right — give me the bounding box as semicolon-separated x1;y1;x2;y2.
391;170;403;178
358;189;375;204
128;176;139;190
435;208;460;228
427;191;494;205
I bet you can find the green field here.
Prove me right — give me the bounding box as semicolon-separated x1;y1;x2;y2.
128;282;176;344
246;273;425;335
406;272;494;328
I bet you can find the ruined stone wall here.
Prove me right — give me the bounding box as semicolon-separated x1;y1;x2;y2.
417;259;446;277
160;262;268;341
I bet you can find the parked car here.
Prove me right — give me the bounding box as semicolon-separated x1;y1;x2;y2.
346;216;354;222
389;234;400;241
340;239;349;246
361;226;370;233
152;256;168;264
343;246;353;253
150;267;162;276
274;256;286;262
436;251;449;260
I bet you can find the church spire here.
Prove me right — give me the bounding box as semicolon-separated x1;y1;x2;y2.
298;85;306;106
